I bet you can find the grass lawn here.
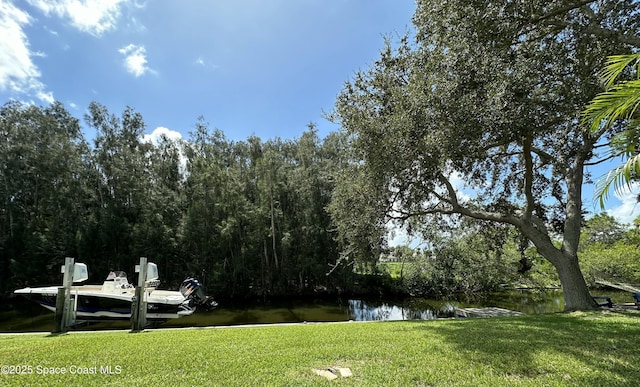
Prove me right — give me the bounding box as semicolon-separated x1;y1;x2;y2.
379;262;404;279
0;311;638;386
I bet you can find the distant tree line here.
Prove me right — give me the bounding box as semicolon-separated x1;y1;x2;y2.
0;101;354;300
383;213;640;298
3;100;639;303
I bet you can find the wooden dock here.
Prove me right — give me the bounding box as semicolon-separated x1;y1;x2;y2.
595;279;640;293
454;307;524;318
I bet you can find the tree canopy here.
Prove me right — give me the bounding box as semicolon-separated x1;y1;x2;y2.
0;101;350;300
330;0;640;310
4;2;640;311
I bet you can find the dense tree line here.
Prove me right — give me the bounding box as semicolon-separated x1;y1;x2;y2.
0;101;351;300
5;2;640;311
2;99;638;304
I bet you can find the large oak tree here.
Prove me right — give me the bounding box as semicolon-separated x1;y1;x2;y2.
330;0;640;310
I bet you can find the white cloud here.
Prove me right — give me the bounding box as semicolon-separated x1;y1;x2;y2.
127;16;146;33
0;1;53;103
35;90;54;103
119;44;149;77
141;127;187;173
606;184;640;225
27;0;126;37
195;57;220;71
141;126;183;144
43;25;58;35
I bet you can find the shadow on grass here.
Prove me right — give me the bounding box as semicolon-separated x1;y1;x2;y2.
414;312;640;386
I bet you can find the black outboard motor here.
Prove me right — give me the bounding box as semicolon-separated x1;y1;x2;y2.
180;278;218;311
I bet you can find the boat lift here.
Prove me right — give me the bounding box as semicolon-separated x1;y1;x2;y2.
54;257;88;333
131;257;152;332
54;257;157;332
50;257;212;333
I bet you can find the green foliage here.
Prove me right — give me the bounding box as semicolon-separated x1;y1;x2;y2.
181;124;348;297
1;313;639;386
326;157;388;272
581;213;626;247
623;222;640;246
582;53;640;208
0;101;90;289
373;220;550;297
401;228;522;297
516;250;561;289
580;242;640;285
577;214;640;285
329;0;640;310
0;102;347;299
378;262;404;279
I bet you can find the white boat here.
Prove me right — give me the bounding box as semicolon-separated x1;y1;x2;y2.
14;263;215;321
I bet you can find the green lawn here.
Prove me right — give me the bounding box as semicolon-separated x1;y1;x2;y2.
0;312;638;386
379;262;404;279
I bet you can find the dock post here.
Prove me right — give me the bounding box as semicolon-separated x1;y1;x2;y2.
54;257;75;333
54;287;66;333
131;257;148;332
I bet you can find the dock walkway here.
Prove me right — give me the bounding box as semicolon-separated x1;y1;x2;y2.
454;307;524;318
595;279;640;294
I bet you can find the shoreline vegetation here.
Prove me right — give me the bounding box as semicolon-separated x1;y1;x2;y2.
1;311;638;386
3;100;639;306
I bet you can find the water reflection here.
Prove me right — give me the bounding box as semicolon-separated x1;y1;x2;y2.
0;289;632;333
348;299;446;321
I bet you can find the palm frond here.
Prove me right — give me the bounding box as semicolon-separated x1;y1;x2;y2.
600;54;640;88
594;154;640;209
594;167;625;209
610;128;639;157
585;53;640;208
582;79;640;132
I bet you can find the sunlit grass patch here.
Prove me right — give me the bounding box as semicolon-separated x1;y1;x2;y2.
0;312;638;386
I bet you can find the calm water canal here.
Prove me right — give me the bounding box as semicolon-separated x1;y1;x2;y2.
0;289;631;333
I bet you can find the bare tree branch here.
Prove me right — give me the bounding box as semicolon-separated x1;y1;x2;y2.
584;154;616;166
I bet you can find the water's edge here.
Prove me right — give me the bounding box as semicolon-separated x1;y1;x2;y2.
0;289;631;333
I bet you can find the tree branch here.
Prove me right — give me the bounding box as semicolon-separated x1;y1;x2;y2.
523;132;535;220
530;147;557;166
544;19;640;47
584;154;616;166
437;173;459;208
528;0;596;25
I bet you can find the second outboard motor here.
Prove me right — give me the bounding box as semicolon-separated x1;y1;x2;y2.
180;278;218;311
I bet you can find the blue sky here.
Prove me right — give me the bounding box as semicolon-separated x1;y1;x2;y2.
1;0;638;229
1;0;415;141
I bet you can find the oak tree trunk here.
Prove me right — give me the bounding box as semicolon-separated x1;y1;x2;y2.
553;254;597;311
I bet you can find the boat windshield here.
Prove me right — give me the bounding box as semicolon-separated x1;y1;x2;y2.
105;271;127;280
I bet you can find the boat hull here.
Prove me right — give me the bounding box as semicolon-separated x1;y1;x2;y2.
15;286;193;321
